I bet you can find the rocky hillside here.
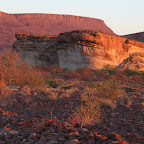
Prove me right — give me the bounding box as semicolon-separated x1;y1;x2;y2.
13;30;144;70
118;53;144;71
124;32;144;42
0;11;115;49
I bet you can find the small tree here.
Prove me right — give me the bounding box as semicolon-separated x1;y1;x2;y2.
0;49;22;97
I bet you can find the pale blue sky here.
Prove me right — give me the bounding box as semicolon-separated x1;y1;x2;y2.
1;0;144;35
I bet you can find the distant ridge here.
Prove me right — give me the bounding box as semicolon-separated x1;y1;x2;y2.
0;11;115;49
124;32;144;42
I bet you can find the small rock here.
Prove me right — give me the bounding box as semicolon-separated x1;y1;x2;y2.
68;131;79;137
65;139;80;144
88;132;94;137
58;137;66;142
9;130;18;135
111;141;121;144
28;133;36;139
47;140;59;144
21;133;30;139
79;128;88;133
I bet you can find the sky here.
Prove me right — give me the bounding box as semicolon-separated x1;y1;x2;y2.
1;0;144;35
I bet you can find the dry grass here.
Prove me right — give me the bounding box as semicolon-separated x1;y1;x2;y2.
0;86;13;106
74;100;100;127
93;79;125;100
47;90;58;100
97;98;116;109
21;85;31;95
14;67;45;88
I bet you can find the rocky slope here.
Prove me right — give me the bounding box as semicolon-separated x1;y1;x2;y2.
13;30;144;70
0;11;115;49
0;72;144;144
124;32;144;43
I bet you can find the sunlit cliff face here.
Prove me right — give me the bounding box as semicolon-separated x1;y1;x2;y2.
13;30;144;70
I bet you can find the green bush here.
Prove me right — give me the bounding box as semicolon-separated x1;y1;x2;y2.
124;68;139;76
45;80;58;88
102;64;118;75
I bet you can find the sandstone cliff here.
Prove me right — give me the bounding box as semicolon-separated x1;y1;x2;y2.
13;30;144;70
0;11;115;49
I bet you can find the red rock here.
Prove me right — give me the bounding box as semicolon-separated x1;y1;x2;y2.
88;132;94;137
101;136;108;140
122;141;128;144
65;139;80;144
94;132;102;138
68;131;79;137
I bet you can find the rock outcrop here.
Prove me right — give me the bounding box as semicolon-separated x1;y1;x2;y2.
0;11;115;49
118;53;144;71
13;30;144;70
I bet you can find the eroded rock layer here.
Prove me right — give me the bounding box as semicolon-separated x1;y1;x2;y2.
13;30;144;70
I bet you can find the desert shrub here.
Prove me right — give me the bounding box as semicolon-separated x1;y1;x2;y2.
80;87;95;101
0;86;13;106
81;85;118;109
60;87;79;98
47;91;58;100
129;75;144;83
59;92;70;98
103;64;113;69
124;68;139;76
13;66;45;88
38;65;53;72
92;79;124;100
102;65;118;75
38;87;58;100
51;66;63;73
76;67;95;80
74;100;100;127
138;82;144;86
0;49;23;97
107;68;118;75
45;80;58;88
63;68;72;72
40;71;52;80
140;71;144;77
97;98;116;109
63;71;81;80
65;87;79;95
21;85;31;95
